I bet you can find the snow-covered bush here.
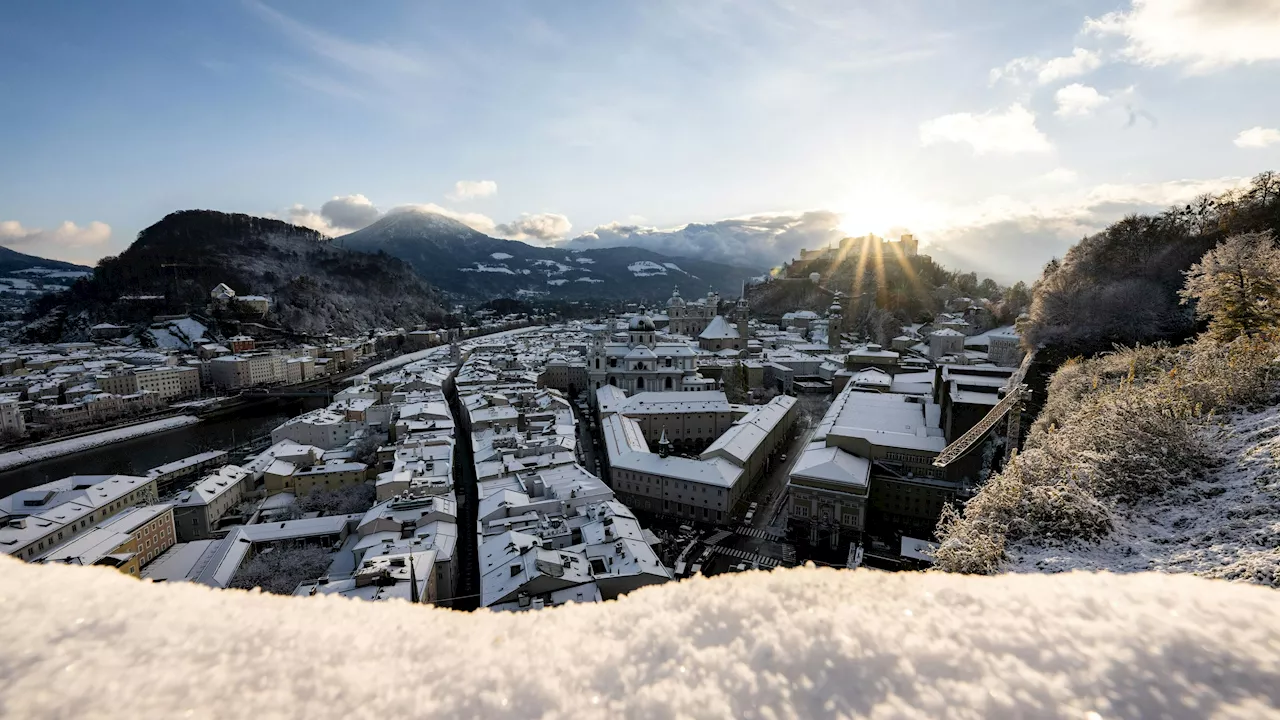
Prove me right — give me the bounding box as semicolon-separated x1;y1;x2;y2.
935;334;1280;578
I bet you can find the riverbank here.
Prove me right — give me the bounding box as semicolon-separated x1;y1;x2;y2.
0;415;202;472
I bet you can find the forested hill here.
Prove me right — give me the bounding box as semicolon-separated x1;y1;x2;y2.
1025;171;1280;359
24;210;446;341
749;249;1029;345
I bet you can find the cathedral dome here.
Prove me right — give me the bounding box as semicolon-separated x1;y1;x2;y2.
629;308;657;332
667;287;685;308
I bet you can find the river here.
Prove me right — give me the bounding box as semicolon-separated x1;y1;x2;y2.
0;397;327;497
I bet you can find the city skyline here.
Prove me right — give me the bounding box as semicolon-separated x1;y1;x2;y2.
1;0;1278;281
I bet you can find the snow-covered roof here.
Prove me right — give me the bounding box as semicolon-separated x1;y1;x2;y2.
790;443;871;490
698;316;740;340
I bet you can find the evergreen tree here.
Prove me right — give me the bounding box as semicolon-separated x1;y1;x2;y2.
1180;231;1280;341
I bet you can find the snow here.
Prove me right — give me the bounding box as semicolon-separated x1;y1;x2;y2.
662;262;685;273
171;318;208;343
3;561;1279;719
461;264;516;275
0;415;201;471
574;257;595;264
2;278;35;289
532;260;571;274
627;261;668;277
1008;405;1280;584
146;328;186;350
546;279;568;286
489;252;513;260
575;277;603;283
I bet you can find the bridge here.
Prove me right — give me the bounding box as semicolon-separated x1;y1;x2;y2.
932;349;1035;468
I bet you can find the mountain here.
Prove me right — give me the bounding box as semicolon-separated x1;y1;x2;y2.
23;210;445;341
338;211;761;302
0;246;90;275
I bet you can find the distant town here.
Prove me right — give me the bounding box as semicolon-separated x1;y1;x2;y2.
0;276;1026;609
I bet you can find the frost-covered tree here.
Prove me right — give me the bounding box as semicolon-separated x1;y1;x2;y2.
229;546;332;595
1180;231;1280;341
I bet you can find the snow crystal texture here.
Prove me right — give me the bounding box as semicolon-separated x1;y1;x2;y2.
2;559;1278;719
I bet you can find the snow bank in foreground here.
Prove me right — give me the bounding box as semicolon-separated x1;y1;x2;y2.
2;560;1277;719
0;416;201;471
1009;405;1280;586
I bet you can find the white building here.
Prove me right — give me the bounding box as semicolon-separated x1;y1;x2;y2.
0;397;25;437
271;407;367;450
134;366;201;401
209;352;287;389
586;310;711;397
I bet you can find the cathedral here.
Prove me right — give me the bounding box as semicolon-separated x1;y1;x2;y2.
586;307;712;396
664;287;720;338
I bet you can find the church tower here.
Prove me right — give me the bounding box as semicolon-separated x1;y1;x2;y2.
735;285;749;353
827;300;842;351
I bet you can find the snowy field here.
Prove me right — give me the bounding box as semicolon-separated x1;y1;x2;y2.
1010;405;1280;584
0;415;201;471
2;560;1277;719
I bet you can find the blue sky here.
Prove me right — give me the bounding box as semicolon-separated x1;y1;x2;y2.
1;0;1278;281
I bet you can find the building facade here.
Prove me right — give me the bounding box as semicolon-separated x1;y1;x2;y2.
586;311;704;397
665;288;720;338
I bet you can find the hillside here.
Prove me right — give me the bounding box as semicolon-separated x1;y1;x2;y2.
0;245;89;276
24;210;445;340
1025;171;1280;358
748;246;1028;344
339;210;760;302
934;332;1280;586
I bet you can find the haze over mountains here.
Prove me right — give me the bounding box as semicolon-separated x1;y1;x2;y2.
338;210;759;302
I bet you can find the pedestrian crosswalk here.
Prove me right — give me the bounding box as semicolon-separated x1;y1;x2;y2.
712;545;781;569
704;529;734;545
735;526;785;541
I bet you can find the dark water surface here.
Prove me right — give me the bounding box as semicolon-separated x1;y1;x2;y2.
0;397;327;496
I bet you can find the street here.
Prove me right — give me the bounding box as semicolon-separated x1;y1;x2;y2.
751;424;815;530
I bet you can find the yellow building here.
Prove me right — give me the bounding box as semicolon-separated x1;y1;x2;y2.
265;459;369;496
40;504;177;576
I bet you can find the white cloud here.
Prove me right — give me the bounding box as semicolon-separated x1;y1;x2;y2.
386;204;498;235
288;193;503;237
1054;84;1108;116
494;213;572;243
446;180;498;202
921;176;1250;282
1041;168;1079;183
321;194;380;230
990;47;1103;85
1234;126;1280;148
0;220;111;263
1085;0;1280;72
919;104;1052;155
288;194;380;236
567;210;844;269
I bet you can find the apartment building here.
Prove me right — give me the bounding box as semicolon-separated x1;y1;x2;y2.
134;366;201;401
0;475;159;561
40;503;177;576
172;466;252;542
